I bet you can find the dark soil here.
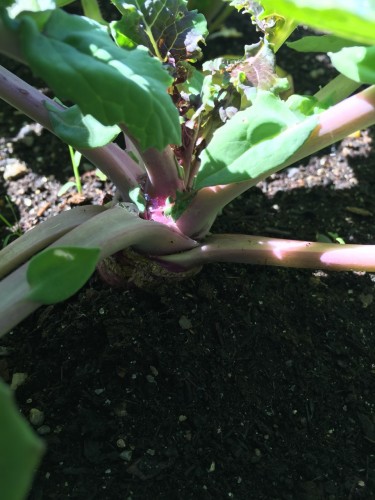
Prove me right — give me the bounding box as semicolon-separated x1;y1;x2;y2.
1;9;375;500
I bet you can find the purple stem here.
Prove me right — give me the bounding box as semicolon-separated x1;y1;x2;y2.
118;123;183;199
157;234;375;272
0;206;198;336
142;146;184;199
0;205;107;279
177;85;375;238
0;64;144;197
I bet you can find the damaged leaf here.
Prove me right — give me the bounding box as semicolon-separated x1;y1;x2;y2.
228;0;294;50
228;40;289;94
111;0;207;62
237;0;375;46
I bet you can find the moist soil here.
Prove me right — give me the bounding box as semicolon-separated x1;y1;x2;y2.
1;10;375;500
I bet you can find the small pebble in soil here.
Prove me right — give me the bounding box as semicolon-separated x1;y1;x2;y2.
29;408;45;427
179;315;192;330
119;450;132;462
3;160;28;180
116;438;126;448
37;425;51;435
10;372;27;390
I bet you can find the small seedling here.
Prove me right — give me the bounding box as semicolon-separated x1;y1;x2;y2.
0;196;22;247
57;145;83;196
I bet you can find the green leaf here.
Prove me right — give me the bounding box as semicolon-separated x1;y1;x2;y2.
27;246;101;304
0;0;15;7
57;180;77;196
0;380;44;500
247;0;375;46
165;190;196;221
228;0;297;51
196;91;318;188
81;0;106;24
17;9;181;150
129;187;146;212
287;35;361;53
229;40;289;93
45;102;121;149
176;62;204;96
286;94;327;118
329;46;375;85
111;0;208;62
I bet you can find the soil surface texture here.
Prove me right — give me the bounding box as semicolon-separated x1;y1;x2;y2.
1;8;375;500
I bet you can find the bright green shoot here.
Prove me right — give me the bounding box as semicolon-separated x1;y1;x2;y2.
58;145;83;197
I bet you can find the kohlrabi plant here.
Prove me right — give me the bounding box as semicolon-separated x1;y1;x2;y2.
1;0;375;335
1;1;375;497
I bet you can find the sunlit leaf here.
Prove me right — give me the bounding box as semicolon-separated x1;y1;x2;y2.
196;91;317;188
233;0;375;46
329;46;375;85
17;9;181;150
287;35;361;53
27;246;100;304
57;181;77;197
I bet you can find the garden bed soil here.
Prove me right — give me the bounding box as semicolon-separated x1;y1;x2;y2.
1;10;375;500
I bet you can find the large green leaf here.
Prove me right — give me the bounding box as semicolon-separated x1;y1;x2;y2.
17;9;181;150
27;246;100;304
111;0;207;62
287;35;361;53
45;102;121;148
0;380;44;500
243;0;375;46
329;46;375;85
195;91;317;188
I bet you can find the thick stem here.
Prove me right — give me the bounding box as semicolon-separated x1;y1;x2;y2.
142;146;185;199
0;64;144;196
157;234;375;272
0;206;198;336
177;85;375;238
0;205;107;279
